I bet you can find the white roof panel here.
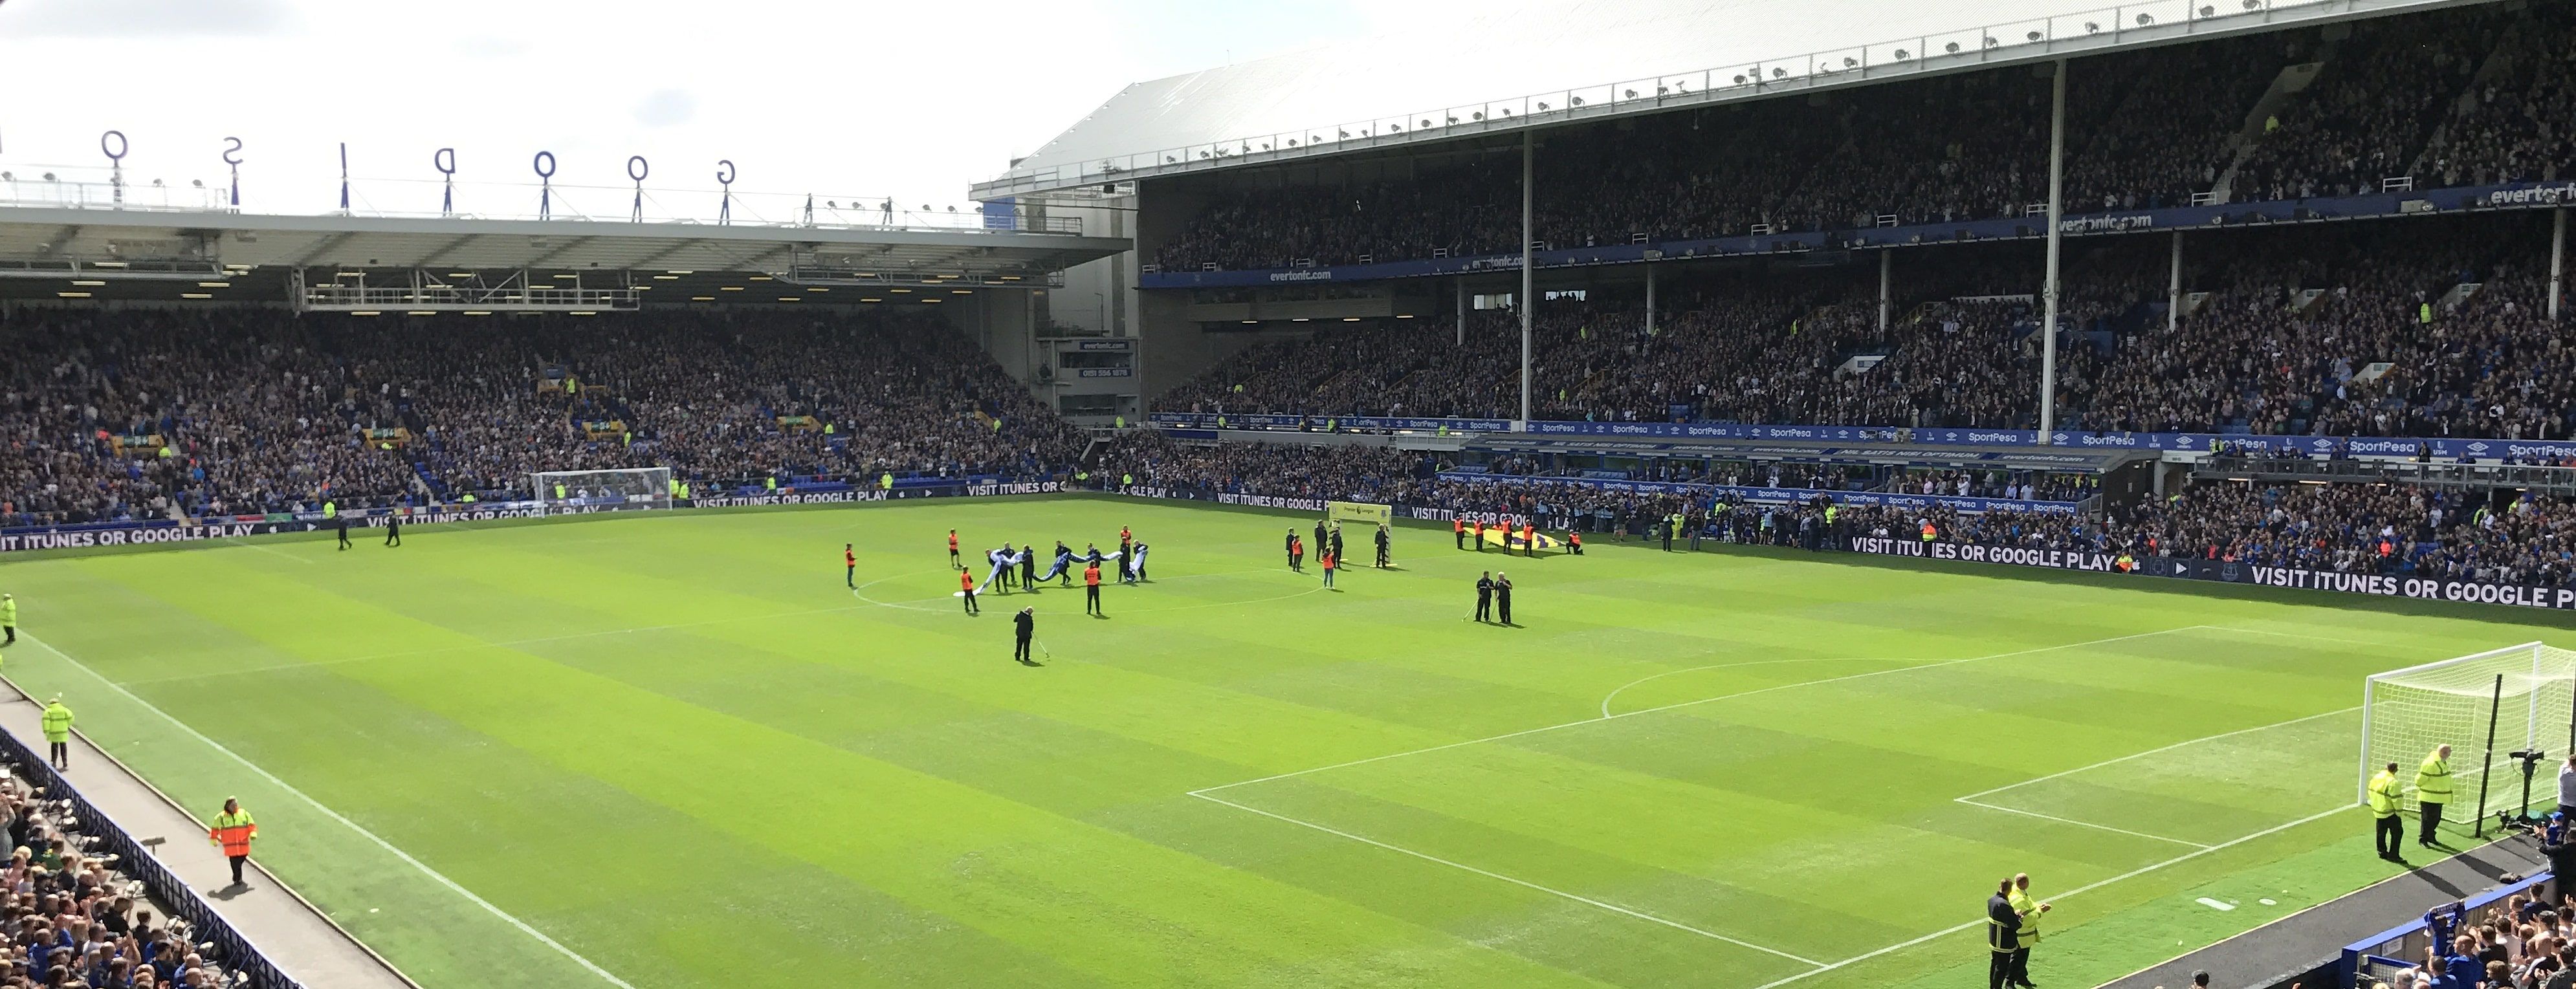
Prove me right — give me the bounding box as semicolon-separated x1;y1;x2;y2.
979;0;2474;199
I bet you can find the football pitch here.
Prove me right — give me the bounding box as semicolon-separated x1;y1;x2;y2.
0;495;2566;989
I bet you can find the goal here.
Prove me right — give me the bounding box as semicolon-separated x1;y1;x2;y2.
530;467;673;512
2361;642;2576;832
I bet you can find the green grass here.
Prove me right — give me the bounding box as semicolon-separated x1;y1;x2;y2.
0;494;2564;989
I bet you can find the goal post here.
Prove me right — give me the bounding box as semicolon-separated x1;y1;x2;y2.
529;467;673;512
2361;642;2576;836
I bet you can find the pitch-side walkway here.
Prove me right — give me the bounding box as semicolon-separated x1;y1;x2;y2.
2101;836;2548;989
0;688;413;988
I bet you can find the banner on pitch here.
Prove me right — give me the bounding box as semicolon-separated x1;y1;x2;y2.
1328;500;1392;528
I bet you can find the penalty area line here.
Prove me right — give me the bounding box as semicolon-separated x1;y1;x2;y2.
20;633;638;989
1187;790;1828;969
1198;625;2208;797
1745;801;2353;989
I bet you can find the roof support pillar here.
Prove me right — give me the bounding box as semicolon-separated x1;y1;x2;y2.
2038;58;2066;443
1519;130;1534;430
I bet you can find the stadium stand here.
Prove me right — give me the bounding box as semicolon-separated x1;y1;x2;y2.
0;310;1079;528
0;731;263;989
1152;213;2570;439
1149;4;2574;274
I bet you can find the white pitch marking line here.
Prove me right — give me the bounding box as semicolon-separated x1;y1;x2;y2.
1598;657;1951;719
1743;802;2353;989
1951;798;2213;849
1953;706;2361;803
221;538;312;564
115;602;883;688
1198;625;2206;796
2201;625;2419;648
1189;791;1829;970
21;634;638;989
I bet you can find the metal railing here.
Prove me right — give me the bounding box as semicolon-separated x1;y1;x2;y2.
980;0;2372;196
0;165;1088;235
2196;455;2576;494
0;173;234;213
0;720;302;988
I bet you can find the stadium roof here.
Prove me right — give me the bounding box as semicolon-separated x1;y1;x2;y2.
0;205;1128;303
975;0;2475;200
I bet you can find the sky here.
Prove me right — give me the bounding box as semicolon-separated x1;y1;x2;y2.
0;0;1494;221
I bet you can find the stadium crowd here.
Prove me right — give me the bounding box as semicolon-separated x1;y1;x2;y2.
1152;3;2570;273
2361;889;2576;989
0;309;1079;528
0;754;241;988
1157;215;2571;440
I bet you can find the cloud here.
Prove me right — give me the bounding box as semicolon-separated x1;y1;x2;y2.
633;89;696;129
3;0;298;37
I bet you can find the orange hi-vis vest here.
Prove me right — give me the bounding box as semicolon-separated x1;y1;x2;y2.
210;810;256;856
1921;521;1937;541
844;549;856;567
1453;518;1464;534
949;534;959;551
1084;565;1101;587
1569;532;1582;547
960;572;976;592
1471;520;1483;537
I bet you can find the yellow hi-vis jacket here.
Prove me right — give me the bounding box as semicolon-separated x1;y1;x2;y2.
2368;768;2403;818
210;809;257;856
2008;887;2041;942
2416;754;2454;804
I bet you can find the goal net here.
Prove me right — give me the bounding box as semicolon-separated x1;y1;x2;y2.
2362;642;2576;831
530;467;673;512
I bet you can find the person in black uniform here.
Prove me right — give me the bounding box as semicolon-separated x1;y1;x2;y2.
382;514;402;547
1374;525;1391;568
1020;545;1038;591
1473;572;1494;622
336;515;353;550
1987;879;2022;989
1660;514;1675;552
1494;571;1514;625
1314;519;1329;566
1329;525;1345;565
1284;528;1298;568
1013;607;1038;665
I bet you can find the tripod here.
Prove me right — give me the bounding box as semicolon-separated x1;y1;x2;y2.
2503;749;2552;829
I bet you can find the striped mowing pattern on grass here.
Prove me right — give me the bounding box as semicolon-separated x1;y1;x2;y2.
0;496;2549;988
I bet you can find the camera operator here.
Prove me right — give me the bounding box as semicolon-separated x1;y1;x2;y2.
2527;815;2576;909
